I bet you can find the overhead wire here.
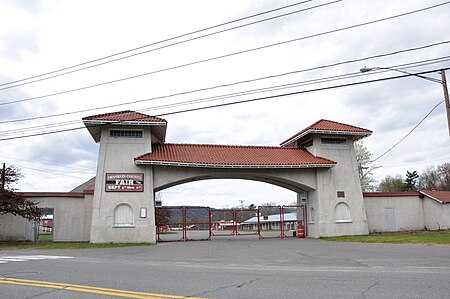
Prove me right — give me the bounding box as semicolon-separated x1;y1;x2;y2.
370;100;445;164
2;1;449;106
1;68;449;142
1;53;449;136
380;156;450;168
13;164;94;180
1;57;449;135
0;0;313;86
0;0;326;90
1;40;450;124
0;71;366;136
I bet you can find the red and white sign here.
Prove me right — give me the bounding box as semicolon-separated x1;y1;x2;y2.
105;173;144;192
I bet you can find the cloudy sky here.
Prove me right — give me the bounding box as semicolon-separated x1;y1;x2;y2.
1;0;449;208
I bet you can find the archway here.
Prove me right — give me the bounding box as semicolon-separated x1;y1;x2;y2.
154;178;308;242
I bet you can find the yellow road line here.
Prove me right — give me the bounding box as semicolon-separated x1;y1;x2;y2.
0;277;206;299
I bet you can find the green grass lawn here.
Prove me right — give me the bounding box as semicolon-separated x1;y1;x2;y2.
37;232;53;241
322;230;450;244
0;241;153;250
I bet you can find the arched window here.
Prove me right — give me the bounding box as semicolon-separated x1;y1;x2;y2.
335;202;351;223
114;204;134;227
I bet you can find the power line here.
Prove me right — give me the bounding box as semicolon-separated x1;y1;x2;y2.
2;1;448;105
370;100;445;164
380;156;450;168
0;0;321;89
14;164;94;179
2;68;449;142
2;39;449;117
2;59;449;136
0;156;96;172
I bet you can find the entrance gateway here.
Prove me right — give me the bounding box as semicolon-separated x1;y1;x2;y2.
156;205;306;242
82;110;372;243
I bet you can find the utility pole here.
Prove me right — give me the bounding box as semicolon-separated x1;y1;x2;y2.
440;70;450;137
239;200;245;210
1;163;5;191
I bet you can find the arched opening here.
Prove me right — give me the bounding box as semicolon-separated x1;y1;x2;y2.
113;203;134;227
155;178;308;242
335;202;351;223
158;179;298;208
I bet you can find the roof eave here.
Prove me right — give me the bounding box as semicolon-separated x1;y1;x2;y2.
83;120;167;143
83;120;167;126
280;130;372;147
135;160;335;169
419;191;445;204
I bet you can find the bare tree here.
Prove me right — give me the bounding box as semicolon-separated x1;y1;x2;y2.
378;175;404;192
418;166;439;190
354;141;380;191
437;163;450;190
418;163;450;191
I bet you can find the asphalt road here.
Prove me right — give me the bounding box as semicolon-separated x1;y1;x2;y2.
1;237;450;298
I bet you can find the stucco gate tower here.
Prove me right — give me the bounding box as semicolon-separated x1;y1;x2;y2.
83;110;372;243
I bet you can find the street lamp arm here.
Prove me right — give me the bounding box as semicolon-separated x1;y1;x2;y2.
359;66;442;84
360;65;450;137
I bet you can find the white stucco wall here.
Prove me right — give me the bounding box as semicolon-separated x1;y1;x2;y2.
37;194;93;242
363;194;425;232
423;198;448;230
0;193;93;242
0;214;35;241
308;136;369;237
90;125;156;243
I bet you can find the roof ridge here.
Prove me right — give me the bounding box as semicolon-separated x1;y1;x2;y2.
82;110;166;122
157;142;302;149
312;119;372;132
280;119;372;146
136;142;337;167
82;110;133;120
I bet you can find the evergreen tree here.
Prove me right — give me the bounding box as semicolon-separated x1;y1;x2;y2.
403;170;418;191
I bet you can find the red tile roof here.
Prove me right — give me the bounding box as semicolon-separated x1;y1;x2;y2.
83;110;167;143
135;143;336;168
280;119;372;146
420;190;450;203
82;110;166;123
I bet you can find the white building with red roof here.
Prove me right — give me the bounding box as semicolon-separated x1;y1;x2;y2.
82;110;372;243
1;110;450;243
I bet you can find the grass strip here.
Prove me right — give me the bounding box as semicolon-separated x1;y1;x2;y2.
0;241;153;250
322;230;450;244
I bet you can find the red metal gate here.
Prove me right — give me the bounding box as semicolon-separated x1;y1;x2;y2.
156;205;306;242
156;206;210;242
209;209;258;237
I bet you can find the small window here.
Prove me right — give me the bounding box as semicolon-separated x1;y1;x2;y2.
114;204;134;227
335;202;351;223
337;191;345;198
110;130;143;138
321;138;347;145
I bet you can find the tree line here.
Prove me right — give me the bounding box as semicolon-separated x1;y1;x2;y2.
356;142;450;192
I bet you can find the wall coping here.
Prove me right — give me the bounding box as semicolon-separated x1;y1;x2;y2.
363;191;420;197
19;190;94;198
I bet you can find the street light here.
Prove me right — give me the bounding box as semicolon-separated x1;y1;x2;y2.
360;66;450;136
